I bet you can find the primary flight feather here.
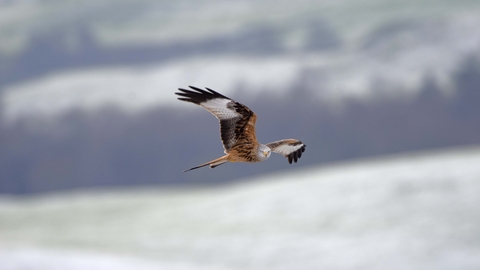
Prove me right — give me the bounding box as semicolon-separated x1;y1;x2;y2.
176;86;306;172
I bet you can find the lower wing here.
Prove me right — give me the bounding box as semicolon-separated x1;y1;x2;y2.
266;139;306;164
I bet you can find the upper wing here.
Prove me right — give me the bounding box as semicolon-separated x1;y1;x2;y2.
266;139;306;164
176;86;258;152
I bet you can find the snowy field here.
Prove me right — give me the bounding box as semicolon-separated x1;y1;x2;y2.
1;146;479;270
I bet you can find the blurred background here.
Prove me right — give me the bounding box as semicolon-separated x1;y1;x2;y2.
0;0;480;269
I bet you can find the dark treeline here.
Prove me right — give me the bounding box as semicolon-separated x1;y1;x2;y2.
1;55;479;194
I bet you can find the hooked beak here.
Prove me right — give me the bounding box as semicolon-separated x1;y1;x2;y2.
263;151;269;157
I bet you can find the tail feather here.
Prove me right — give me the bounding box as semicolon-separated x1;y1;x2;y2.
183;155;228;173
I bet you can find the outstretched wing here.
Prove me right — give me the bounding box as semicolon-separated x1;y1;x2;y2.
266;139;306;164
176;86;258;153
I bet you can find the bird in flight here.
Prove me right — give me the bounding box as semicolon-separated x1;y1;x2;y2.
176;86;306;172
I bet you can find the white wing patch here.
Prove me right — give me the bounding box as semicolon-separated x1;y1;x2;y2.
266;139;306;164
272;143;303;156
200;98;239;120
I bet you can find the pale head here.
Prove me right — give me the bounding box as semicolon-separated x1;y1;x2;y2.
257;144;271;161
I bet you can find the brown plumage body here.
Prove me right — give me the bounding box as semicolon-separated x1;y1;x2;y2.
183;104;260;172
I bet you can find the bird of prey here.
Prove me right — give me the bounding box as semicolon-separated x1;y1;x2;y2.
176;86;306;172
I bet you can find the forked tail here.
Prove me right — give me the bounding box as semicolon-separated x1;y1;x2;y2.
183;155;229;173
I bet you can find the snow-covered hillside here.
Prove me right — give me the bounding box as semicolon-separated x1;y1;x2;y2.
5;14;480;121
1;146;479;270
2;1;480;121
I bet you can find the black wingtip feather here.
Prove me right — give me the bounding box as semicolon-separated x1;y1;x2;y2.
205;87;225;97
286;143;306;164
175;86;231;105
